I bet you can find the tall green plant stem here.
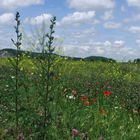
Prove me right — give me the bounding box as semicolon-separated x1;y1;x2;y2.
43;17;56;140
11;12;22;139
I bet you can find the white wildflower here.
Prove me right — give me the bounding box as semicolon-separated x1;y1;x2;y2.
114;106;118;109
66;95;75;99
11;76;15;79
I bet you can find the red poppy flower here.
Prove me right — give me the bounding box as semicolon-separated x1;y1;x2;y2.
103;90;111;96
71;129;79;135
91;99;96;103
84;101;90;105
71;90;77;95
81;96;87;101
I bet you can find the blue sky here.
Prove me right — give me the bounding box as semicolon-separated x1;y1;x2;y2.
0;0;140;61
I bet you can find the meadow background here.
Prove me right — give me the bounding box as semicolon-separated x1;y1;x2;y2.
0;49;140;139
0;0;140;139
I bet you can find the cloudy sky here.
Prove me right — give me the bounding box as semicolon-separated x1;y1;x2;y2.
0;0;140;61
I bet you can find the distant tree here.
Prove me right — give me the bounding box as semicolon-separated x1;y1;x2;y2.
134;58;140;63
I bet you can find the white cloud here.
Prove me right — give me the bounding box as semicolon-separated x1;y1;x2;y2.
136;39;140;47
104;41;112;47
92;19;100;24
127;0;140;7
0;0;43;9
104;22;122;29
61;40;139;61
73;27;96;38
101;40;125;48
0;13;14;25
132;14;140;20
61;38;140;61
128;26;140;33
58;11;96;26
68;0;115;10
102;10;113;20
24;13;52;25
0;25;14;50
114;40;125;47
124;14;140;23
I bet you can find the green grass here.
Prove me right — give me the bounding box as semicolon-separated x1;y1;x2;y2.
0;58;140;140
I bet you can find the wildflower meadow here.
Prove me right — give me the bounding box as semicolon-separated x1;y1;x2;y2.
0;12;140;140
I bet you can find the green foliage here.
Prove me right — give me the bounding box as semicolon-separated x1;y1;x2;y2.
84;56;116;62
134;58;140;63
1;59;140;140
0;49;116;62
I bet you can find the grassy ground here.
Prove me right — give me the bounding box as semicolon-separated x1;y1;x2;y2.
0;58;140;140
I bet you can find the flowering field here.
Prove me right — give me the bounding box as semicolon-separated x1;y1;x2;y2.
0;12;140;140
0;58;140;140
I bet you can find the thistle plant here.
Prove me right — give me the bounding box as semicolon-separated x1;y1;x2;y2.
10;12;22;139
34;17;57;139
43;16;56;128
